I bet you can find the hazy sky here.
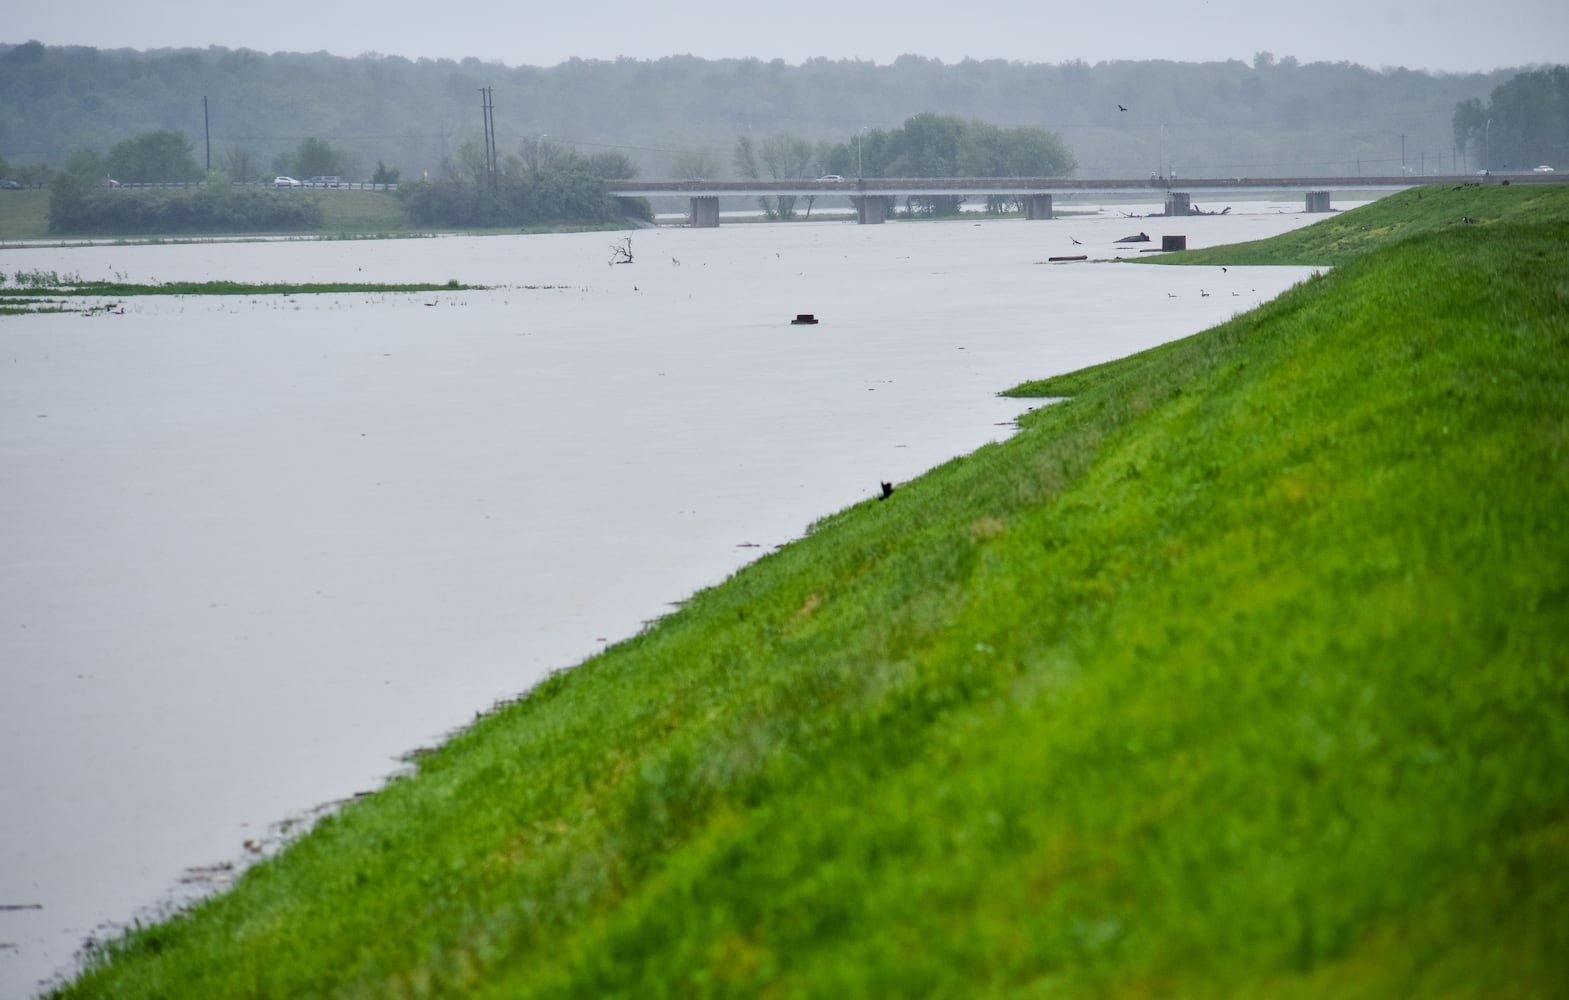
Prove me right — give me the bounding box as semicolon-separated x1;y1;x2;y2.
6;0;1565;72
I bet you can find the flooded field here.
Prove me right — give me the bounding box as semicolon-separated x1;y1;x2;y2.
0;202;1333;995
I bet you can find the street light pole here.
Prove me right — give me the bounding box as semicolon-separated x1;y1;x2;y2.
1484;118;1491;174
857;126;868;179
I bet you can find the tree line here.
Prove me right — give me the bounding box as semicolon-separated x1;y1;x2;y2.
726;113;1077;218
0;42;1535;189
39;124;652;233
1452;66;1569;172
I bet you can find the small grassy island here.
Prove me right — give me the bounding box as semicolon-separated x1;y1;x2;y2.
54;186;1568;998
0;276;484;315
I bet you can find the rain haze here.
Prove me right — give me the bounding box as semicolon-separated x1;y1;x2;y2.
7;0;1567;72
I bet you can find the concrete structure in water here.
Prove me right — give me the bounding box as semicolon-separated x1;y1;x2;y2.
854;195;890;225
689;196;720;228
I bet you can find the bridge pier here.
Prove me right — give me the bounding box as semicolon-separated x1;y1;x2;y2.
1024;193;1054;220
690;196;720;228
854;195;890;225
1305;190;1332;213
1164;192;1192;217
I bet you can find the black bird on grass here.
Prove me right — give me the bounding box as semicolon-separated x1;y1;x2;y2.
879;481;895;501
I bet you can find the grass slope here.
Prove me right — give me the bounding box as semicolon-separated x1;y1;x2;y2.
55;197;1569;998
1147;183;1569;266
0;189;50;240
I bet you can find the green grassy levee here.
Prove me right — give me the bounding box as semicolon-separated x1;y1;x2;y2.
53;187;1569;998
1143;181;1569;266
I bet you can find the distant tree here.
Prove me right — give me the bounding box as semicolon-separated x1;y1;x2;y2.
524;136;568;174
888;113;965;177
1454;66;1569;172
732;132;814;219
15;162;55;187
672;148;719;180
289;137;347;179
106;130;201;182
371;160;401;185
58;148;109;186
1452;97;1488;168
398;162;641;228
0;152;10;178
221;146;260;183
447;138;490;185
586;151;638;180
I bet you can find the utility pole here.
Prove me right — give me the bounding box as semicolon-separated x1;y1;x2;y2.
1400;133;1406;173
479;87;498;186
203;96;211;172
487;89;497;179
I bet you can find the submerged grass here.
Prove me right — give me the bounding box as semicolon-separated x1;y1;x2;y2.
0;278;482;297
53;189;1569;998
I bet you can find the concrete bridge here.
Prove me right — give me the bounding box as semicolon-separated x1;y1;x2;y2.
609;173;1565;227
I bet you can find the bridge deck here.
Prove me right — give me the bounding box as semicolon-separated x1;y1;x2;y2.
611;175;1562;199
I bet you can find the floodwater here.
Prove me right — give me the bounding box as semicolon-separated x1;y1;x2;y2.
0;201;1330;995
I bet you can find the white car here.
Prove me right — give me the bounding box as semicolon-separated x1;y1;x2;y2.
1533;165;1555;173
817;174;844;182
274;176;303;188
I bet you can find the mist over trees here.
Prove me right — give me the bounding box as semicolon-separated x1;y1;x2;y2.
0;42;1539;188
398;138;649;228
1453;66;1569;172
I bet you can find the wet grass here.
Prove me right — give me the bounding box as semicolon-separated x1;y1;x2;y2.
0;189;50;240
51;191;1569;998
1144;182;1569;266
